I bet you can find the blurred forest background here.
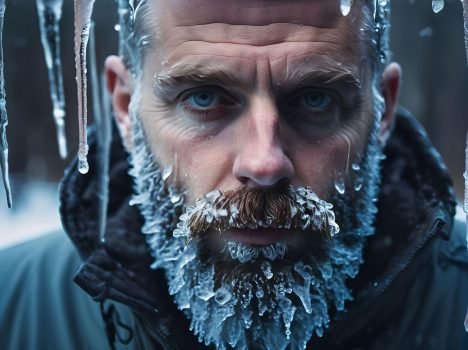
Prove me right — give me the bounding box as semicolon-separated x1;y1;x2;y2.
0;0;467;246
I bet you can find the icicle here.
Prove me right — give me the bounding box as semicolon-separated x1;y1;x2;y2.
36;0;67;159
74;0;96;174
463;0;468;66
465;307;468;333
464;129;468;249
0;0;11;208
340;0;353;16
432;0;444;13
372;0;377;19
116;0;134;57
89;21;111;244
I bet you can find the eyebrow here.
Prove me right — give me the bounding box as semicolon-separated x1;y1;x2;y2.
153;66;248;99
282;59;362;90
153;60;361;99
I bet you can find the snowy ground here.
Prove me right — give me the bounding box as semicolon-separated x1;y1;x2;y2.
0;179;62;250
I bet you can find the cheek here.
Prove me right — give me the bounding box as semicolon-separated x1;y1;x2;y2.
292;122;369;199
176;144;234;203
145;127;232;204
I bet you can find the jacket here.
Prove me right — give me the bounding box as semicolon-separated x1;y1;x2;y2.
1;109;467;350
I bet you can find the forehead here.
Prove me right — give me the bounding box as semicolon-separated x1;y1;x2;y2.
154;0;342;27
146;0;366;49
141;0;369;86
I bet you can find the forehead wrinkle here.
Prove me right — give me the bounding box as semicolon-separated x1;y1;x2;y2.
168;23;337;48
157;0;341;28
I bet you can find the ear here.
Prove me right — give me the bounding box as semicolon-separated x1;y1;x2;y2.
379;62;402;145
105;55;134;150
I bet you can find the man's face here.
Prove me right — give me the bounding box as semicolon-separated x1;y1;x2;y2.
109;1;399;349
137;0;373;205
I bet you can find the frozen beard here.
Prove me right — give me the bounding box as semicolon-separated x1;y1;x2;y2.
128;93;385;350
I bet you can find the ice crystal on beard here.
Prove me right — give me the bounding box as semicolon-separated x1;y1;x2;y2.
261;261;274;279
175;185;340;242
226;241;288;263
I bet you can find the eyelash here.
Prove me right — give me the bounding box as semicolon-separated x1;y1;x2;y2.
178;87;237;120
181;101;222;117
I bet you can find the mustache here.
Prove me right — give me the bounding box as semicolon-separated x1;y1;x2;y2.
174;186;340;242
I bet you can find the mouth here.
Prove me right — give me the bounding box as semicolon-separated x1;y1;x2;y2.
224;227;294;246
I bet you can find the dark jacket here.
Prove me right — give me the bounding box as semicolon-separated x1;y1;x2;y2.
1;110;467;350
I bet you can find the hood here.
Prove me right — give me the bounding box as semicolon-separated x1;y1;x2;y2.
59;109;456;349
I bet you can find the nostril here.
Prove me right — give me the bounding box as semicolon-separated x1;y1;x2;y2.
233;150;294;188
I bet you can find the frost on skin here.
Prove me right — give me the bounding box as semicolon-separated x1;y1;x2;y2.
74;0;96;174
36;0;67;159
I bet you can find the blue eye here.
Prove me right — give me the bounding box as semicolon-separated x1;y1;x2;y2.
302;92;332;110
188;90;217;108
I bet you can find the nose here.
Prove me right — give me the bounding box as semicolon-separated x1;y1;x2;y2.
233;98;294;187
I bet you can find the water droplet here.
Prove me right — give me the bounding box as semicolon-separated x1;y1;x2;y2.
334;178;345;195
354;178;363;192
419;27;433;38
53;107;65;119
351;163;360;171
170;192;182;204
340;0;352;16
114;24;121;32
432;0;444;13
78;158;89;174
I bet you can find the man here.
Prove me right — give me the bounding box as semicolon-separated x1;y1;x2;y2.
0;0;467;349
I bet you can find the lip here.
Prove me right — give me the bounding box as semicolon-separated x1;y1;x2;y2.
224;228;292;246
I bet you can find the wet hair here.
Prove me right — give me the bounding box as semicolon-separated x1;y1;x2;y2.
118;0;391;78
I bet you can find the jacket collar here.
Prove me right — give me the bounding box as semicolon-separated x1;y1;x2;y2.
59;109;456;349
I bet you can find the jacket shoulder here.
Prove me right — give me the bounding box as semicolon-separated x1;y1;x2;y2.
440;215;468;269
0;233;108;350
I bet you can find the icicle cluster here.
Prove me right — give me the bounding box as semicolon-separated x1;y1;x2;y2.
74;0;96;174
36;0;67;159
0;0;11;208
